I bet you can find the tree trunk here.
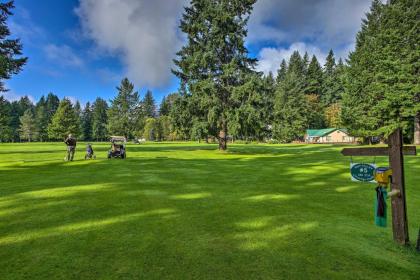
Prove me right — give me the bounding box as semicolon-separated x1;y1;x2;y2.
218;122;227;150
414;112;420;145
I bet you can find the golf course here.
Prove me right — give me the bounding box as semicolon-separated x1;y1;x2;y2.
0;142;419;279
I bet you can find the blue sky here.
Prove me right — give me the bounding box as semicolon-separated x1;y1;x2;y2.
5;0;374;106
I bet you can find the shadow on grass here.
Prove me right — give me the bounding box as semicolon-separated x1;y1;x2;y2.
0;145;419;279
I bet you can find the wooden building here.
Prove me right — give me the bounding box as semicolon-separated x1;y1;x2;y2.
305;128;355;143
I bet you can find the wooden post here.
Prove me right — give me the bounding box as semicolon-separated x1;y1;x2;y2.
341;131;416;246
388;128;409;245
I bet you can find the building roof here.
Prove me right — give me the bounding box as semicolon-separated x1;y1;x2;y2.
306;128;348;137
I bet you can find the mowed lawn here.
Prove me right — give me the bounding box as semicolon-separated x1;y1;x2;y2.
0;142;419;279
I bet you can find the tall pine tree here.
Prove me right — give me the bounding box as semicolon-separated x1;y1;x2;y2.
48;98;80;140
342;0;419;140
142;90;156;118
321;50;343;106
0;95;12;141
92;97;108;141
0;1;27;91
107;78;140;139
173;0;257;150
81;102;93;141
273;70;308;142
45;93;60;123
305;55;323;96
35;96;49;141
276;59;288;84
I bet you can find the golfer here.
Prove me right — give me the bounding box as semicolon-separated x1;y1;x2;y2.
64;133;77;161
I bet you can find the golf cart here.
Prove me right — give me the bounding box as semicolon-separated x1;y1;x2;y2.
108;136;127;159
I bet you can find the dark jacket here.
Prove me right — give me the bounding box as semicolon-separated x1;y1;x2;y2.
65;137;77;147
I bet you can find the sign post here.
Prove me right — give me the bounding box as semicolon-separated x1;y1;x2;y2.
341;128;417;245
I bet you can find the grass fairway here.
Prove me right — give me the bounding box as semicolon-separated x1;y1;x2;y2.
0;142;419;279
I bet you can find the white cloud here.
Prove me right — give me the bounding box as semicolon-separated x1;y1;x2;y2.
248;0;371;50
76;0;187;88
256;42;328;75
250;0;374;76
2;88;35;103
44;44;84;68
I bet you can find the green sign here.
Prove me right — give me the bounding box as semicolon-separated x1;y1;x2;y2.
350;163;376;182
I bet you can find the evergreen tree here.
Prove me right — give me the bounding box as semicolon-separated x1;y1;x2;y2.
0;95;12;141
142;90;156;118
305;55;323;96
81;102;93;141
287;51;305;77
92;97;108;141
276;59;288;84
47;98;79;140
324;49;336;76
74;100;83;137
169;94;194;140
261;72;276;138
173;0;257;150
0;1;27;91
160;93;180;117
35;96;49;141
273;71;308;143
19;109;37;142
321;50;344;106
190;118;208;143
342;0;419;139
159;96;169;116
228;73;267;141
45;93;60;123
9;101;19;141
9;96;34;141
107;78;140;139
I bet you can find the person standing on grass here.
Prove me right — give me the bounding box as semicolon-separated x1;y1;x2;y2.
64;133;77;161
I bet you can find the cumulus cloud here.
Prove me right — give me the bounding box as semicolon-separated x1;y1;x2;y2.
249;0;374;76
248;0;371;49
76;0;187;88
44;44;84;68
256;42;328;75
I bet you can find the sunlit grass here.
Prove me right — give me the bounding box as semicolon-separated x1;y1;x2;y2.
0;142;419;279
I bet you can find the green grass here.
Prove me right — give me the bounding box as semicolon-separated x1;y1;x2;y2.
0;142;419;279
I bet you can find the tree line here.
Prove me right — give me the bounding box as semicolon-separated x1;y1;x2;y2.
0;82;165;142
0;0;418;148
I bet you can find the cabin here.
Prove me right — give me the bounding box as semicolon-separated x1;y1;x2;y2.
305;128;355;144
